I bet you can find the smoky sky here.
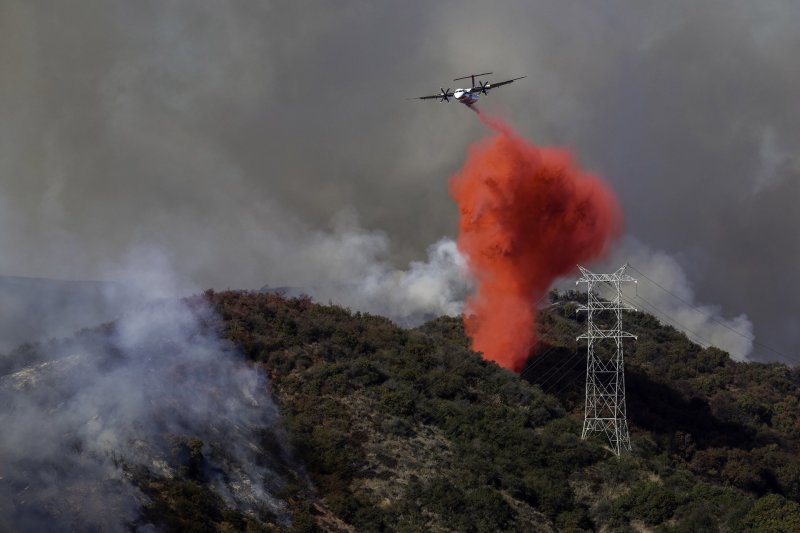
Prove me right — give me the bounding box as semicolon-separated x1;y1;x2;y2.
1;0;799;362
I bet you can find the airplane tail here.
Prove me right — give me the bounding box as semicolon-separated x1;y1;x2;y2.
454;72;493;87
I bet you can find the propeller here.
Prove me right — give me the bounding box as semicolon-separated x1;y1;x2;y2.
440;87;452;102
478;81;489;95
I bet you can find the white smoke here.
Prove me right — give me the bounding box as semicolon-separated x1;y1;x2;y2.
287;211;471;325
0;251;291;531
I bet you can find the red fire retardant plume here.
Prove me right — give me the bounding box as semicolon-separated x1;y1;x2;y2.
449;115;622;371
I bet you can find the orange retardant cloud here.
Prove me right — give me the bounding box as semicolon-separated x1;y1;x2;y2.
449;114;622;371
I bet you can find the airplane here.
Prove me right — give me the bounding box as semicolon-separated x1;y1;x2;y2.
413;72;526;108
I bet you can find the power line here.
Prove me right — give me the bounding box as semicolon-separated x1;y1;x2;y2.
539;350;583;394
519;342;565;379
609;281;781;364
519;300;590;381
546;364;584;397
544;291;716;400
623;292;714;348
598;278;726;350
588;278;790;373
517;299;575;378
626;263;793;362
535;281;731;406
530;348;582;392
627;263;751;340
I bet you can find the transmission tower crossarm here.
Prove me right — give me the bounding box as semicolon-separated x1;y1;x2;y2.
577;301;636;312
577;331;637;340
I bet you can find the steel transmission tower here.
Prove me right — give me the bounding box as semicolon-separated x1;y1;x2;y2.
576;265;637;456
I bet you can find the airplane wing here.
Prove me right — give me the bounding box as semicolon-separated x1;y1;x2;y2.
412;88;455;102
470;76;527;93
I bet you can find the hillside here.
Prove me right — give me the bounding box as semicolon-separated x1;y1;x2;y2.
2;290;800;531
207;290;800;532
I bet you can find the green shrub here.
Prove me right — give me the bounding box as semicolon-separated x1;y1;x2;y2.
612;481;677;526
740;494;800;532
413;478;513;533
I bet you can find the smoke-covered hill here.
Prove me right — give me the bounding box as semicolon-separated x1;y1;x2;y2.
2;290;800;531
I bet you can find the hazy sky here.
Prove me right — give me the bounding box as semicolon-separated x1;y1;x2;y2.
1;1;798;362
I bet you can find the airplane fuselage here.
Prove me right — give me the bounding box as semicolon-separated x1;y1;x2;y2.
454;89;479;106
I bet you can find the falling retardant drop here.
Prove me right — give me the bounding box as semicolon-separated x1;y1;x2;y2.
449;113;623;371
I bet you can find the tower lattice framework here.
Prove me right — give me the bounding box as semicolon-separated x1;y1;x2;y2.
576;265;637;456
